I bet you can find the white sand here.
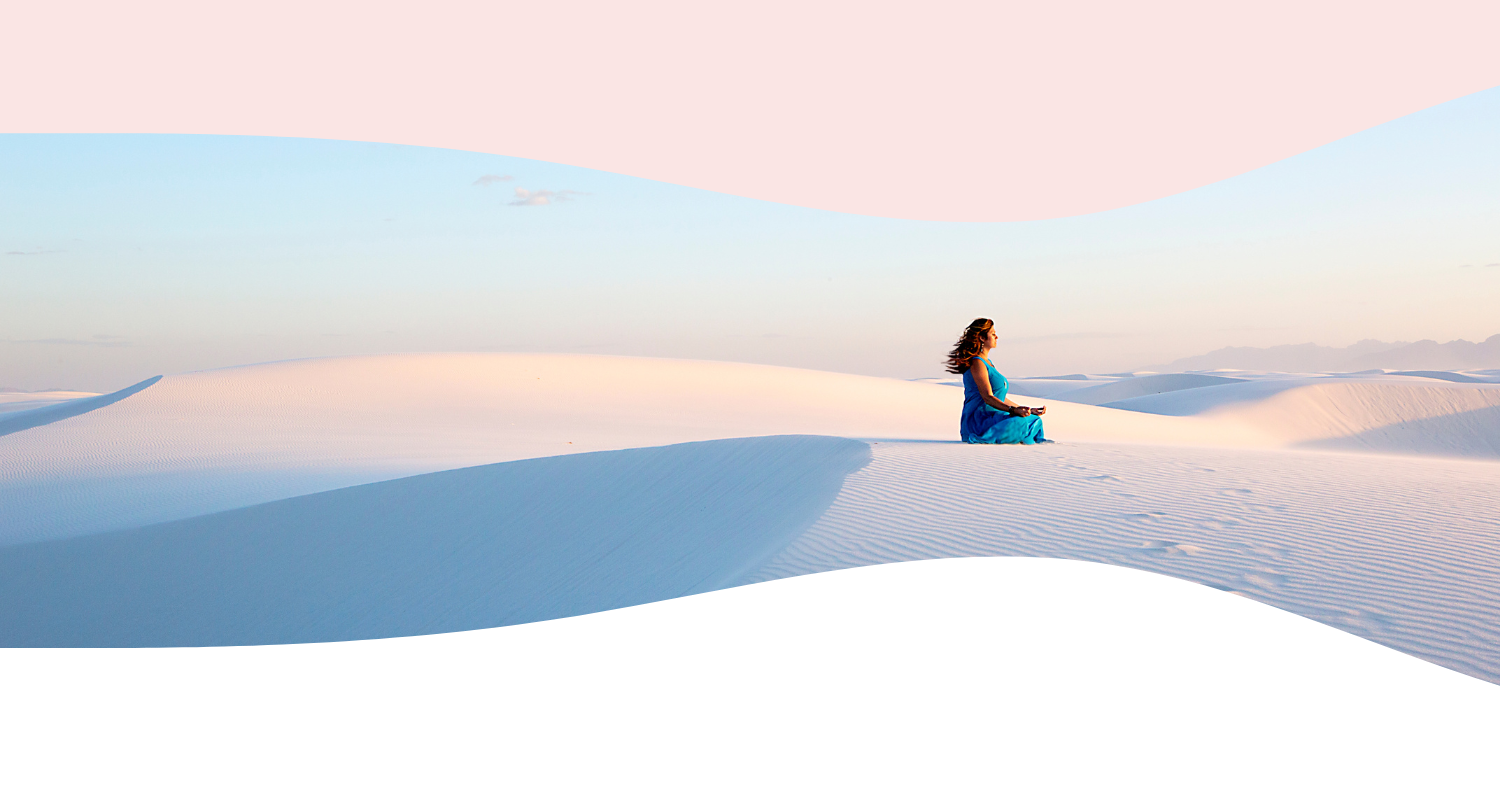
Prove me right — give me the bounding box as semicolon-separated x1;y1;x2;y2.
1108;377;1500;458
0;377;155;437
1047;372;1247;404
0;436;871;645
0;353;1275;545
0;389;100;412
747;440;1500;681
2;353;1499;684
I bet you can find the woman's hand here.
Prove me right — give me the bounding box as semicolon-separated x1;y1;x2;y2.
1033;406;1047;416
1010;406;1033;417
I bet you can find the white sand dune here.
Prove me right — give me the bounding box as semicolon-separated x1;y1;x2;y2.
0;354;1271;545
3;353;1499;684
0;389;100;412
748;440;1500;682
1004;376;1114;397
1107;378;1500;458
1102;376;1324;415
1048;372;1246;405
0;376;156;437
0;354;953;544
1388;370;1500;384
0;436;867;646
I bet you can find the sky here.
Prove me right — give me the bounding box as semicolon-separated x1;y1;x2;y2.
3;87;1499;391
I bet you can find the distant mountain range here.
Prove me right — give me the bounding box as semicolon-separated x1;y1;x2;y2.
1144;334;1500;373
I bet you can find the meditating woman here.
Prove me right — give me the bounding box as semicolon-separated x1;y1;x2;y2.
946;318;1049;444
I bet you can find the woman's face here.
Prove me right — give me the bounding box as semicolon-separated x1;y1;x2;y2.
984;328;998;350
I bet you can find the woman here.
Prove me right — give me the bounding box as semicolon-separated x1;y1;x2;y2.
946;318;1049;444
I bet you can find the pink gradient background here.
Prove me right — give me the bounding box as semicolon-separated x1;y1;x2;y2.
4;1;1499;220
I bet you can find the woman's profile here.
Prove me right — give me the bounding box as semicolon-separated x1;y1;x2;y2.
946;318;1050;444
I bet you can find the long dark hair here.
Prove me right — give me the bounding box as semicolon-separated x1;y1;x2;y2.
944;318;993;374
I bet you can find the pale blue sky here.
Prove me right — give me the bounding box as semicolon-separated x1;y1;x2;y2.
3;86;1498;390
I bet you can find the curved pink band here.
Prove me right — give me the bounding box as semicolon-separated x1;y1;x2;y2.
5;1;1497;220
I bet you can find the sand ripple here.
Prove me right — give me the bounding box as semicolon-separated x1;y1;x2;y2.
747;441;1500;683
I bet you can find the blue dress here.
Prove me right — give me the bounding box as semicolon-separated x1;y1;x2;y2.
960;357;1047;444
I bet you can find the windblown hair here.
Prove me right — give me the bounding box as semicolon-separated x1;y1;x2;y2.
944;318;994;374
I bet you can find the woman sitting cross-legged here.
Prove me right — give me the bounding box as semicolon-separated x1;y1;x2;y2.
946;317;1050;445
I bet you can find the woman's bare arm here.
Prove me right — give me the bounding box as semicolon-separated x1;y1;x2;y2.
969;359;1032;416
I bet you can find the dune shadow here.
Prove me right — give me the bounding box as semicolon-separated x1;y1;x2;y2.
0;376;161;438
0;435;870;647
1388;370;1499;384
1100;379;1298;416
1056;373;1245;406
1300;405;1500;460
860;437;962;444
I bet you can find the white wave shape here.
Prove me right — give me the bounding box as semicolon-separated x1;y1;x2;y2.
1;558;1497;797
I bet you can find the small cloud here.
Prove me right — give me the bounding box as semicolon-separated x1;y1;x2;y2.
509;188;588;206
5;249;65;256
1487;263;1500;268
473;174;515;187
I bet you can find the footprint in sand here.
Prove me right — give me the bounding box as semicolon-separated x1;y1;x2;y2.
1084;474;1122;482
1246;543;1291;560
1217;488;1255;497
1241;571;1290;590
1129;539;1205;556
1198;517;1243;530
1120;512;1169;522
1335;608;1394;634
